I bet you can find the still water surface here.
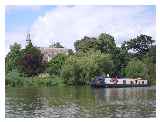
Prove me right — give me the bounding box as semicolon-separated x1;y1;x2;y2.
6;86;156;118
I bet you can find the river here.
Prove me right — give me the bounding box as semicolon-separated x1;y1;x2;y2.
5;86;156;118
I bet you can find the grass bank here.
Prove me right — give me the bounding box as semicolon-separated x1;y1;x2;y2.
5;70;65;87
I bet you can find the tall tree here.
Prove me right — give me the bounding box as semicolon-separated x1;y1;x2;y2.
111;47;129;77
49;42;64;48
122;34;155;57
5;42;22;73
61;50;113;85
74;33;116;54
18;40;45;76
47;53;67;76
74;36;97;52
124;58;147;78
96;33;116;54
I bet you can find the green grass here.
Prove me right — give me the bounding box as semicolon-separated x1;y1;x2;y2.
5;70;65;87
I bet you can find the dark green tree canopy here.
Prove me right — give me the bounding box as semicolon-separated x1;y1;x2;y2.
74;33;116;53
74;36;97;52
122;34;155;56
96;33;116;53
124;58;147;78
47;53;67;76
49;42;64;48
61;50;113;85
5;42;22;73
18;40;45;76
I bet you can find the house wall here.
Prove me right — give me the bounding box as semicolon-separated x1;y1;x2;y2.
39;47;68;62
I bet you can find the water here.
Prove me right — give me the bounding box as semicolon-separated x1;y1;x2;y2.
5;86;156;118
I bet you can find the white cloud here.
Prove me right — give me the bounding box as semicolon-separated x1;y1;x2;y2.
30;6;155;50
6;6;155;54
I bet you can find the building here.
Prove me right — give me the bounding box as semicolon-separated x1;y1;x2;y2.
25;33;69;62
39;47;68;62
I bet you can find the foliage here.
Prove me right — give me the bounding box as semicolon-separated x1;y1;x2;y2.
49;42;64;48
6;33;156;86
146;45;156;64
6;70;65;87
18;40;46;76
31;75;64;86
74;33;116;54
61;50;113;85
124;58;147;78
143;56;156;84
111;47;130;77
122;34;155;57
74;36;97;52
47;53;67;76
5;43;22;73
5;69;29;87
68;49;74;55
96;33;116;54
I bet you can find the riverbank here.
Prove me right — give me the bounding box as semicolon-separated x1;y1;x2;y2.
5;71;65;87
6;71;156;87
5;33;156;87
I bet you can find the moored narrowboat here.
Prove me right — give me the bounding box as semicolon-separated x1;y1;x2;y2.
90;76;149;88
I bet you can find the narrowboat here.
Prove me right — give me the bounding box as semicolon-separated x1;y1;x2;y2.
90;76;149;88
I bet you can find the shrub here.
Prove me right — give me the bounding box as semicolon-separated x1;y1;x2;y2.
47;53;67;76
124;58;147;78
5;69;29;87
61;50;113;85
32;75;64;86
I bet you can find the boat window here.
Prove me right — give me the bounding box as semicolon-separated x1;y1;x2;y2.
123;80;126;84
142;81;144;84
135;80;137;84
130;81;133;85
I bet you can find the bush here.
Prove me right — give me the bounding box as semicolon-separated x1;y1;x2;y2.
5;70;65;87
124;58;147;78
61;50;113;85
5;69;30;87
32;75;64;86
143;57;156;85
47;53;67;76
17;40;46;76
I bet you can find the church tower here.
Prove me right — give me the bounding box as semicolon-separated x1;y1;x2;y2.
26;33;31;43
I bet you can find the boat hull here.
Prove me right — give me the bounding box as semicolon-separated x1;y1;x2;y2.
90;76;149;88
91;84;150;88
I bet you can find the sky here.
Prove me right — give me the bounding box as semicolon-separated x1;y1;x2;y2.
5;5;156;54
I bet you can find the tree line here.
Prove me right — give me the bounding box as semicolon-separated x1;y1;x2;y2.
5;33;156;86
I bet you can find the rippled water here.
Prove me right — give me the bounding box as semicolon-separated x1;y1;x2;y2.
5;86;156;118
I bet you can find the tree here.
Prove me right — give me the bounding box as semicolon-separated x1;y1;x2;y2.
124;58;147;78
122;34;155;57
5;42;22;73
142;56;156;84
61;50;113;85
74;33;116;54
18;40;45;76
49;42;64;48
96;33;116;54
111;47;129;77
47;53;67;76
74;36;97;52
68;49;74;55
146;45;156;64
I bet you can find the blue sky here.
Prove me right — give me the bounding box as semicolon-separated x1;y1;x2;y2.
6;6;55;32
5;5;156;54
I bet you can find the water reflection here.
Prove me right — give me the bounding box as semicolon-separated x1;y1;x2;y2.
6;86;156;118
